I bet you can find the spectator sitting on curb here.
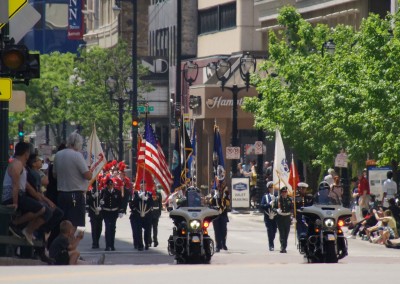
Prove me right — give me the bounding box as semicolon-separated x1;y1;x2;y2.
370;220;396;245
49;220;105;265
366;209;397;241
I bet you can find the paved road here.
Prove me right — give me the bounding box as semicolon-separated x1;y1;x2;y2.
1;210;400;284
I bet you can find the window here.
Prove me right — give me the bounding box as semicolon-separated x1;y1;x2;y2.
198;2;236;35
220;3;236;30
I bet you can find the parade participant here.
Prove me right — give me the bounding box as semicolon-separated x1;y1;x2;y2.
129;181;153;251
274;187;293;253
100;178;124;251
87;184;103;249
324;168;336;187
148;184;163;247
53;131;92;233
210;178;230;252
118;162;132;214
260;181;277;251
294;182;313;252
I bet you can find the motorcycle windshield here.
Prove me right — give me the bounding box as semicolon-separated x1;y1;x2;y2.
187;188;202;207
314;189;341;205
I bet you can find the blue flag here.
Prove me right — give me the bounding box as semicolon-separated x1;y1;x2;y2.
213;125;225;189
171;128;182;193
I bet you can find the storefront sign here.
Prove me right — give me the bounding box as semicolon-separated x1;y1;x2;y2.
206;96;244;109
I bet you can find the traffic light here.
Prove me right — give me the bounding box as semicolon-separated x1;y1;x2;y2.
0;44;40;84
132;117;139;128
18;121;24;141
8;143;14;156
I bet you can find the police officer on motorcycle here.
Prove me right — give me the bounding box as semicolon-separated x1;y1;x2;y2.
295;182;313;253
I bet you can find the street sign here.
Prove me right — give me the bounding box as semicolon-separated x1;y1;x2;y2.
335;151;348;168
0;78;12;101
10;4;41;43
226;146;240;160
138;106;154;112
0;0;28;28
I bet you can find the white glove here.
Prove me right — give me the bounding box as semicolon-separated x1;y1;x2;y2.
269;201;275;207
292;218;297;224
118;213;124;218
99;200;104;205
277;208;282;214
93;192;98;198
266;209;277;220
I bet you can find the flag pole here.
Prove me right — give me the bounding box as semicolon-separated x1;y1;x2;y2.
142;107;148;191
292;154;297;247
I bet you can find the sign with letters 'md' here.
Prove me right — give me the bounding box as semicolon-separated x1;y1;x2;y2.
0;0;27;28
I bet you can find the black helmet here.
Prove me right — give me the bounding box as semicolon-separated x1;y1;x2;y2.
318;181;330;191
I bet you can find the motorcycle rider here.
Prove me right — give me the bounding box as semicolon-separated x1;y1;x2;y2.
260;181;277;251
274;186;293;253
294;182;313;253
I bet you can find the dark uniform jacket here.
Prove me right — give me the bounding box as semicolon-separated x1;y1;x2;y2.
274;196;293;216
129;191;153;218
151;191;163;219
100;188;124;214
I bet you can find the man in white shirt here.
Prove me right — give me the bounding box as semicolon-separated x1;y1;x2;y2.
382;170;397;209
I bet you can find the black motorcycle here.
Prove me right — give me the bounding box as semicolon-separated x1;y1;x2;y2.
298;182;352;263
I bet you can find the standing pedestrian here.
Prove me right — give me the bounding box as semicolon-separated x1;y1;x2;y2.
358;169;370;210
53;132;92;234
382;171;397;210
274;187;293;253
100;178;124;251
260;181;277;251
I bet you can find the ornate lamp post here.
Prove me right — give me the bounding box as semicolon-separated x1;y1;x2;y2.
106;77;129;162
211;53;256;177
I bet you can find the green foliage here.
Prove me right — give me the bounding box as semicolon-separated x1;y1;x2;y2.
243;5;400;174
11;40;151;157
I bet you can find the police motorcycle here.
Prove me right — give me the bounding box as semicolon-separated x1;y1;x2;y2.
168;186;219;264
297;181;352;263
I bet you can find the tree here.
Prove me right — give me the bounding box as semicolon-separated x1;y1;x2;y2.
12;40;151;160
243;6;400;188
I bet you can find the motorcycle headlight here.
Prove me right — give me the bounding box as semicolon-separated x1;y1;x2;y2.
324;218;335;228
189;220;201;230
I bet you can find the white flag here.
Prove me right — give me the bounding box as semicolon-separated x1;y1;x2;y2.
86;124;106;186
273;129;292;194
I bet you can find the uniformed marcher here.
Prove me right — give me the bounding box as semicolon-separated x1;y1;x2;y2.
87;184;103;249
274;186;293;253
294;182;313;252
148;186;163;247
129;182;153;251
210;179;230;252
260;181;277;251
100;178;124;251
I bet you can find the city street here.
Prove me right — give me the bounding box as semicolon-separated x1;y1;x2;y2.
0;210;400;283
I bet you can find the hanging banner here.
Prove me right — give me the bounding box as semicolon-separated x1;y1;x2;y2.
67;0;84;40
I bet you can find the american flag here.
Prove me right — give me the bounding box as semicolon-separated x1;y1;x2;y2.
137;120;172;194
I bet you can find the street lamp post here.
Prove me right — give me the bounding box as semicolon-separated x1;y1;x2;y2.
114;0;138;179
51;86;67;144
106;76;129;162
211;53;256;177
